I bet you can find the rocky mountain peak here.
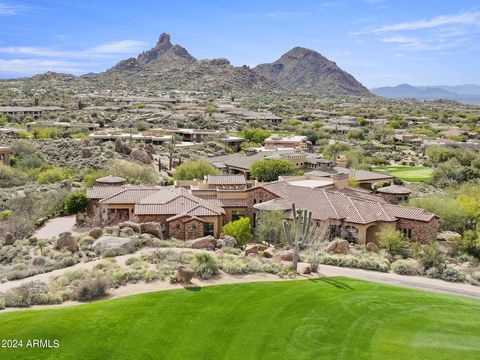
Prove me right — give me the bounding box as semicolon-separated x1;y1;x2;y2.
254;46;370;96
157;33;171;47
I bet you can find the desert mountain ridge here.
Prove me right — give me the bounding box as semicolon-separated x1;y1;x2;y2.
11;33;371;96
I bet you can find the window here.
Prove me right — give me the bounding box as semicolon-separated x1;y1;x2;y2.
191;224;197;230
204;222;214;236
400;228;412;239
330;225;341;239
175;223;181;230
231;210;245;222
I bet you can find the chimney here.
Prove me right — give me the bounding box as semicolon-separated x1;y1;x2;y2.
336;154;347;168
332;173;349;190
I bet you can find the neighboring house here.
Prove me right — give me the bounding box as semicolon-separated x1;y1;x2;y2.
264;135;308;150
0;147;12;166
206;150;394;188
0;106;65;119
253;180;437;245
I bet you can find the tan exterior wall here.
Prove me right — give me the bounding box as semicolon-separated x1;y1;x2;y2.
223;207;247;223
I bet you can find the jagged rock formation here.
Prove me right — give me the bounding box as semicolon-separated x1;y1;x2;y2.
254;47;370;96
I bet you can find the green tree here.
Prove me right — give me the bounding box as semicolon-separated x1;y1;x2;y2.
173;160;219;180
223;217;253;246
64;192;89;215
251;159;296;182
255;210;285;244
241;127;271;144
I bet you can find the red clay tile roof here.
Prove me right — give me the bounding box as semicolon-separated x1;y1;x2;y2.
134;187;225;216
86;186;125;200
260;181;435;224
99;187;160;204
206;174;246;185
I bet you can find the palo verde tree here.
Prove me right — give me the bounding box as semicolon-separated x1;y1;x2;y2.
283;203;312;269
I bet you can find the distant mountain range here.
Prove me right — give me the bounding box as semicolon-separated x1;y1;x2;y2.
371;84;480;104
12;33;371;97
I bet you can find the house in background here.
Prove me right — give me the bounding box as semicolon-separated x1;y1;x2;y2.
0;147;12;166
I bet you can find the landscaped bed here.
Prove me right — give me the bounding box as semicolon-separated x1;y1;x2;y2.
372;165;433;182
0;278;479;360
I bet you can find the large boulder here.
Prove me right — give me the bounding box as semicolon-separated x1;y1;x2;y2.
114;139;132;155
187;235;216;249
120;227;135;237
131;149;152;164
366;242;379;253
140;222;162;239
297;263;312;274
119;221;141;233
176;265;194;284
326;239;350;255
4;232;15;245
216;234;237;248
273;249;294;262
56;232;79;252
88;227;103;239
82;148;92;158
144;143;156;155
263;247;275;258
92;236;135;256
245;244;265;256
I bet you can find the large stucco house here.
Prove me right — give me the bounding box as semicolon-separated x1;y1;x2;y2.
87;173;438;244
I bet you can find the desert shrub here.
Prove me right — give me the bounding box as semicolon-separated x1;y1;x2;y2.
221;247;242;255
16;154;44;169
108;269;129;287
153;239;189;248
78;235;94;250
0;293;5;309
391;259;422;275
12;140;36;156
260;261;290;274
192;253;218;279
32;294;63;305
255;210;285;245
466;271;480;286
455;231;480;258
411;242;445;269
64;192;89;215
126;270;143;283
378;230;406;256
4;281;48;307
173;160;219;180
0;210;13;220
221;257;251;274
109;160;157;185
426;266;466;282
76;277;108;301
32;127;61;139
0;164;28;187
143;271;160;283
223;217;253;246
321;254;390;272
37;167;72;184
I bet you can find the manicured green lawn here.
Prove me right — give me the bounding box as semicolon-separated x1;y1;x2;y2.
373;166;433;182
0;278;479;360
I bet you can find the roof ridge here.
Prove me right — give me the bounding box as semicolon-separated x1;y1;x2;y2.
346;195;366;224
323;190;341;220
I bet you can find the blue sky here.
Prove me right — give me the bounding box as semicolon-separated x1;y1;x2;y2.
0;0;479;87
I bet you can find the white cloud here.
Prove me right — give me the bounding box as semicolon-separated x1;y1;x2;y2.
373;11;480;32
0;59;88;75
87;40;146;55
0;40;146;58
0;3;18;15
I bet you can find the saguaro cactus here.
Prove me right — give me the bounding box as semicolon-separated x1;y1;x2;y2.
283;203;312;269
